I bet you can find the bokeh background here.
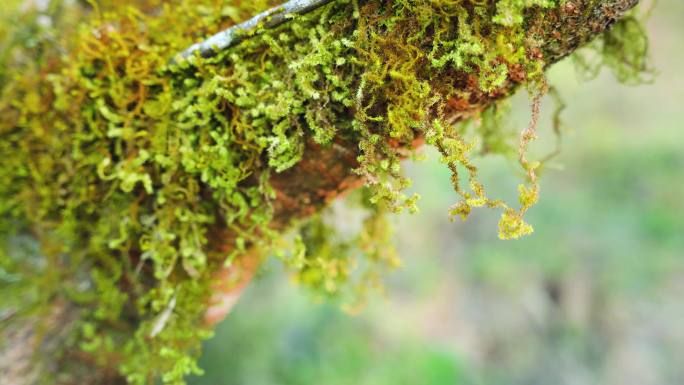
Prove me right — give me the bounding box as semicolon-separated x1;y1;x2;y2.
191;2;684;384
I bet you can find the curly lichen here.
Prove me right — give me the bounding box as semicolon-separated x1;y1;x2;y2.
0;0;648;383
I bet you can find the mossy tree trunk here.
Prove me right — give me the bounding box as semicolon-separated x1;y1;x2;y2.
0;0;639;383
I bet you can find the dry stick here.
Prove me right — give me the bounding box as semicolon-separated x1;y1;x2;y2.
177;0;335;59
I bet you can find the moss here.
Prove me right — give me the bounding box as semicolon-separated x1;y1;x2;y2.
276;188;399;313
0;0;648;383
572;9;655;84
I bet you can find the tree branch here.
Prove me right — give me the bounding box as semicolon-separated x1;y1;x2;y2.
1;0;641;383
178;0;335;59
205;0;640;323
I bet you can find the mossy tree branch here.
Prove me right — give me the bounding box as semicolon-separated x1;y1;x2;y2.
178;0;336;59
203;0;641;323
0;0;642;384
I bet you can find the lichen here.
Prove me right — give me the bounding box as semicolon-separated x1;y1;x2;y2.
0;0;648;383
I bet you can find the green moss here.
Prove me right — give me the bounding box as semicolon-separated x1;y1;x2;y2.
276;188;399;313
572;10;655;84
0;0;650;383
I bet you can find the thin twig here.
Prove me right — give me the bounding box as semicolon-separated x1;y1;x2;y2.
177;0;335;59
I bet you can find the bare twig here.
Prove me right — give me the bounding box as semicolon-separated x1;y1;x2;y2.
177;0;335;59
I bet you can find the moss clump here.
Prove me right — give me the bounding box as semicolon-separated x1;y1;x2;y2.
572;10;655;84
276;188;400;313
0;0;649;383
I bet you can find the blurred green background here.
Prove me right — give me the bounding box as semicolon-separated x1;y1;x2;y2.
191;2;684;384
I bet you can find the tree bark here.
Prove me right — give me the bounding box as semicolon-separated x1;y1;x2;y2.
0;0;640;383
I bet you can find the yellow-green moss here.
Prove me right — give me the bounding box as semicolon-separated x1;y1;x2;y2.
572;9;655;84
0;0;650;383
